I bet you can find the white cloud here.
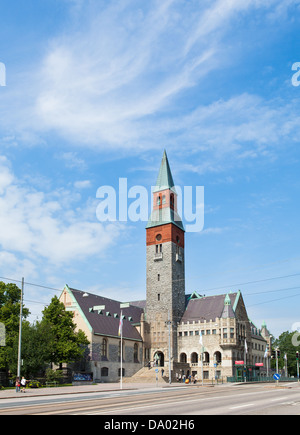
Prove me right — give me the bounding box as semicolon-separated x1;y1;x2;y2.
0;156;122;266
74;180;91;189
1;0;299;159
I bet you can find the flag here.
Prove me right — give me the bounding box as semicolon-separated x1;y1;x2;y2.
264;347;268;358
244;339;248;353
199;331;203;346
284;353;287;360
118;312;123;337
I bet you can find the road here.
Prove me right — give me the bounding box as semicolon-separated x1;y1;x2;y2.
0;382;299;416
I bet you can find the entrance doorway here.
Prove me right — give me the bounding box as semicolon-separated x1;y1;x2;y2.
154;351;164;367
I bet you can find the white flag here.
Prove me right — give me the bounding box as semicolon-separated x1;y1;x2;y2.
199;331;203;346
264;347;268;358
244;339;248;353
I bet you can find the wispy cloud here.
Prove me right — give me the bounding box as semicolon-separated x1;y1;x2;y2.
1;0;299;161
0;155;122;266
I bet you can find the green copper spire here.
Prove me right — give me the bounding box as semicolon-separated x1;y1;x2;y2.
146;150;184;231
153;150;176;193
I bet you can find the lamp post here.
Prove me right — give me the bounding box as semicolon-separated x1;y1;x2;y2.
165;311;172;385
17;278;24;381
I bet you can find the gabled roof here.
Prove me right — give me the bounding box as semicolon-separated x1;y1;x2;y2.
180;292;239;323
153;150;176;193
66;287;143;341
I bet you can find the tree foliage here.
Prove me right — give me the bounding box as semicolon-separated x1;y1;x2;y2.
0;282;29;370
0;284;89;377
271;331;300;376
41;296;89;368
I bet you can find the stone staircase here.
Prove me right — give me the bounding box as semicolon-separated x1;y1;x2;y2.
122;366;172;384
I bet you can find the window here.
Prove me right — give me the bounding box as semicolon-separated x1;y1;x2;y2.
230;328;234;338
134;343;139;363
156;244;162;254
102;338;108;359
156;196;161;206
223;328;227;339
118;368;125;377
212;329;217;335
101;367;109;377
158;294;160;301
158;274;160;281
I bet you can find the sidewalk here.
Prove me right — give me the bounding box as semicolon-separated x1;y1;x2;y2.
0;381;186;400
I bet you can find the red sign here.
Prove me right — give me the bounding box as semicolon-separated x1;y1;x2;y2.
235;361;244;365
255;363;264;367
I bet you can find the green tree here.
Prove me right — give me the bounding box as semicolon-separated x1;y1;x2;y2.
0;282;29;370
8;320;55;378
271;331;300;377
42;296;89;368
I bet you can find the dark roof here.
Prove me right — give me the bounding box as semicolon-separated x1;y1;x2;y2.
69;288;143;341
180;293;238;323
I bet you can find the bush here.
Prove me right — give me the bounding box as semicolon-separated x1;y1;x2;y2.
45;368;63;384
28;380;41;389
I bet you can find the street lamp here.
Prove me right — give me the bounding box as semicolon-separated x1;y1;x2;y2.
165;311;172;385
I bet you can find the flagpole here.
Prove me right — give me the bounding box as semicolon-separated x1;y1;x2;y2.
244;339;247;383
120;310;123;390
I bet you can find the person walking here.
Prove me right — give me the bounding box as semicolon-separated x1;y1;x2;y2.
21;377;27;393
15;377;20;393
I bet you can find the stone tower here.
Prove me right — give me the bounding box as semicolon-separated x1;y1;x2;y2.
146;150;185;366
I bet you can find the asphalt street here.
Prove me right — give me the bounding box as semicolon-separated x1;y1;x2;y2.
0;382;299;415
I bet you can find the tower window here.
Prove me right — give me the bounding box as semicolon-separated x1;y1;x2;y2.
158;294;160;301
156;244;162;254
158;274;160;281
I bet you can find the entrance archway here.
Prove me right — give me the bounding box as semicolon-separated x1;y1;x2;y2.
154;351;164;367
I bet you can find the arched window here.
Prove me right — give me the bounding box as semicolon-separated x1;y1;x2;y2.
180;353;187;363
191;352;198;364
203;351;210;364
170;193;174;207
101;367;109;377
134;343;139;363
214;351;222;364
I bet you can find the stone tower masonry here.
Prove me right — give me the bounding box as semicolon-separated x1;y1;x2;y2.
145;150;185;366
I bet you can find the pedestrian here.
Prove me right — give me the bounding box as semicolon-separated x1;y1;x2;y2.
15;377;20;393
21;376;27;393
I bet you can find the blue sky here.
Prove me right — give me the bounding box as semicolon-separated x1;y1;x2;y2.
0;0;300;338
